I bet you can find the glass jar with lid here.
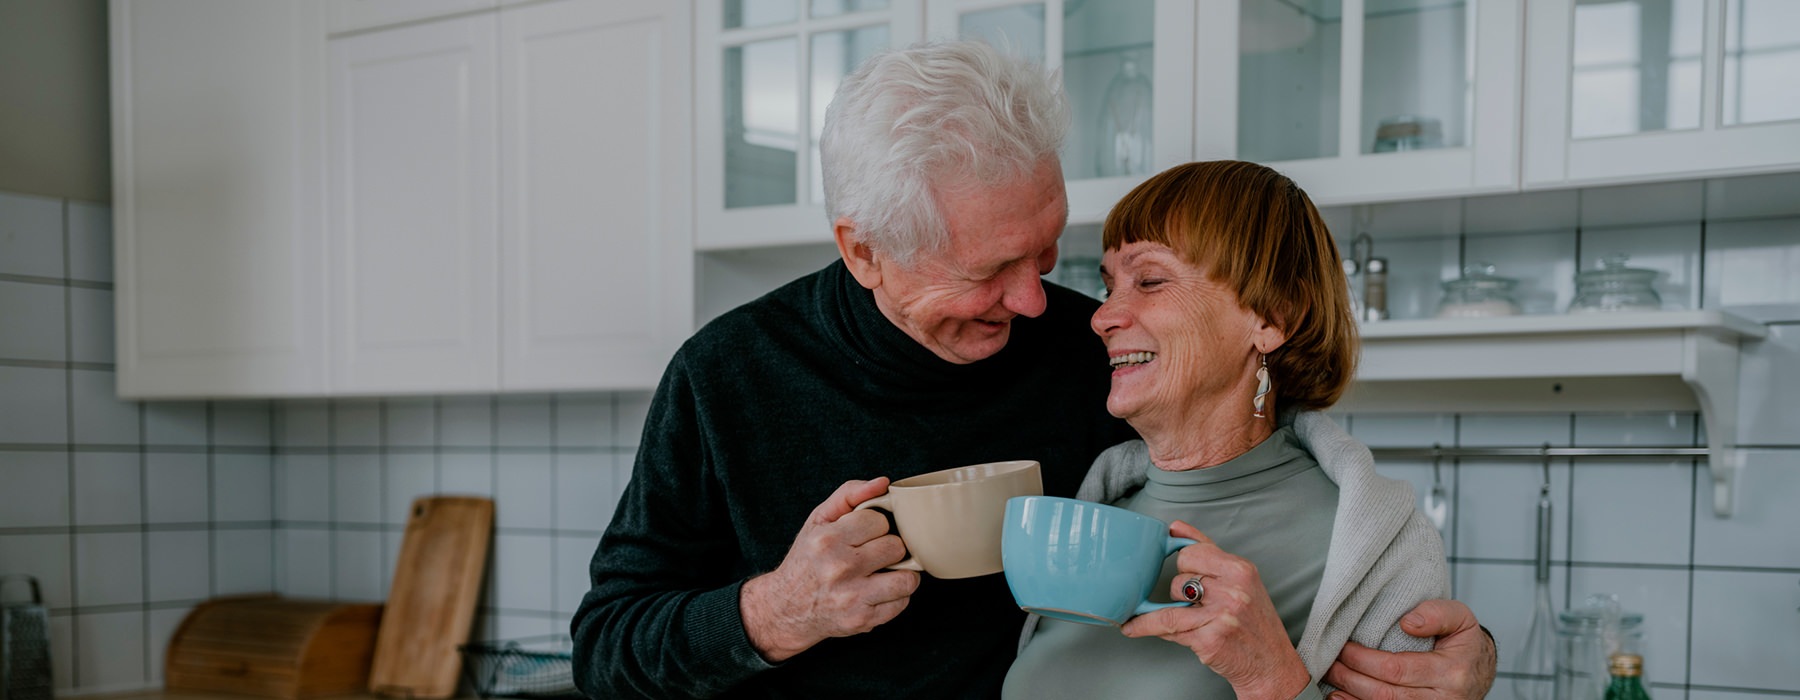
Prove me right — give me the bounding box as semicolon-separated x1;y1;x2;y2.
1569;254;1662;314
1436;263;1522;318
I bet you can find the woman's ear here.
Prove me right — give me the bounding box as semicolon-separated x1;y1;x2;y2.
1252;313;1289;355
833;217;883;291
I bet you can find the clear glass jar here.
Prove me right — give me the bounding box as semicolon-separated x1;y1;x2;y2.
1569;254;1662;314
1554;596;1647;700
1436;263;1522;318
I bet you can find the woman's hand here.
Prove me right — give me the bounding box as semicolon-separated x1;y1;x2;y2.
1120;520;1311;700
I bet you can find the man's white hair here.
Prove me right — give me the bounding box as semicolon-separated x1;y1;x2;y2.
820;40;1070;265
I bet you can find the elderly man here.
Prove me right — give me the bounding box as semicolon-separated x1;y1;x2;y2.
571;40;1495;699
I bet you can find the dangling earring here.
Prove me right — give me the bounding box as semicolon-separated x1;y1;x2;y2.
1252;354;1271;418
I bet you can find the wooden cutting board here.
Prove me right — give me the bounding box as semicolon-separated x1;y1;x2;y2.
369;496;494;699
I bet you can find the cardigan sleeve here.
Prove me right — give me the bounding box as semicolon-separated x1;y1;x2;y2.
570;351;776;699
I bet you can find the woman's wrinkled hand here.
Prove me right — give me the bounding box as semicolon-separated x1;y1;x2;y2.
1119;520;1311;700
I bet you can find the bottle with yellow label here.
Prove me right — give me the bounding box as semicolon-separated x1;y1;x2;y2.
1603;654;1651;700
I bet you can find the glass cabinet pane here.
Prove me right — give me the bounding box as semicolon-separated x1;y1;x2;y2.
811;26;891;202
725;0;799;29
959;5;1046;65
725;38;800;208
1723;0;1800;126
811;0;891;18
1361;0;1471;154
1238;0;1342;162
1569;0;1704;139
1065;0;1157;180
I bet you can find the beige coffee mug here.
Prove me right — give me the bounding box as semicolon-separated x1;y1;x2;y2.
853;460;1043;579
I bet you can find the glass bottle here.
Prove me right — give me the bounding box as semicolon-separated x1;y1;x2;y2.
1095;56;1152;177
1603;654;1651;700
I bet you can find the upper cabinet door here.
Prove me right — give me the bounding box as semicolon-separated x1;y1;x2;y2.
328;0;498;34
498;0;695;391
925;0;1196;223
1195;0;1523;206
329;15;500;394
694;0;924;250
1523;0;1800;187
111;0;328;399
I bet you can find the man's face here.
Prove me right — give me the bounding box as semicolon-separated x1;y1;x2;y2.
868;160;1068;364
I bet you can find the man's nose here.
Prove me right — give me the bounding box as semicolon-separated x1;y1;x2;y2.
1003;265;1048;318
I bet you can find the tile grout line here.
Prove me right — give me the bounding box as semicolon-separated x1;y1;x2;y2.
62;196;82;690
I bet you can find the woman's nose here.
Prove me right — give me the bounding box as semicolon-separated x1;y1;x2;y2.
1091;294;1126;336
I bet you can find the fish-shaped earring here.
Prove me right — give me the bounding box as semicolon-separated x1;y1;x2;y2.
1252;354;1270;418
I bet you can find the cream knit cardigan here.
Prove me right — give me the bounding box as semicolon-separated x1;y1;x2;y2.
1017;410;1451;693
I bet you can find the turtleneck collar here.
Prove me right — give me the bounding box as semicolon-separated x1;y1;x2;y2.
1140;426;1314;503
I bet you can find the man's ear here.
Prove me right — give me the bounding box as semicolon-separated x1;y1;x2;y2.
834;217;882;291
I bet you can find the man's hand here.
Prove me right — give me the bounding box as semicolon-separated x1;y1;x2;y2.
1324;599;1497;700
739;478;920;663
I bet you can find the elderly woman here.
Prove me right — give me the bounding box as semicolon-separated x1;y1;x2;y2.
1003;160;1449;700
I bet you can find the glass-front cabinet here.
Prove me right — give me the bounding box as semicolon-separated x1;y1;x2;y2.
925;0;1196;222
1524;0;1800;186
696;1;922;249
1194;0;1524;205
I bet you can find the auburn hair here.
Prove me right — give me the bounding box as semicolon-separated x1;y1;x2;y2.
1102;160;1358;410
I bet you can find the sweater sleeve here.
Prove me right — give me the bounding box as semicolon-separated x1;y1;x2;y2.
570;351;775;699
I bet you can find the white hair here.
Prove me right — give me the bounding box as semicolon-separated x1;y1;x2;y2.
820;40;1070;265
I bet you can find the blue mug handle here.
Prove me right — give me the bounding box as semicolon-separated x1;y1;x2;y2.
1130;536;1200;617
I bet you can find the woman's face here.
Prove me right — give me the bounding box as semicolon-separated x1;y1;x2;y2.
1092;241;1279;434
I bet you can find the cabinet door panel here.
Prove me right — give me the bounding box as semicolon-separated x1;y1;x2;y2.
500;0;694;390
330;15;499;393
328;0;498;34
111;0;327;398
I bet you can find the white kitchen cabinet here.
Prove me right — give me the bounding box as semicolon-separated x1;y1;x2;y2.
329;15;501;394
498;0;694;390
1194;0;1524;207
926;0;1196;223
327;0;497;35
110;0;328;399
1523;0;1800;187
694;0;924;249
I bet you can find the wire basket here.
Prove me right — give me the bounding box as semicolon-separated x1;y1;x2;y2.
459;635;581;700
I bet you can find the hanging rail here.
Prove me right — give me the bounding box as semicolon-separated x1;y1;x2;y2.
1368;446;1708;460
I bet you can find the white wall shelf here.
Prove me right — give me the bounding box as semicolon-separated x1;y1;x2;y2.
1342;309;1768;516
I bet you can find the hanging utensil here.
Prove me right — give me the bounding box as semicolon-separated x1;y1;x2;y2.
1514;444;1557;700
1423;443;1449;540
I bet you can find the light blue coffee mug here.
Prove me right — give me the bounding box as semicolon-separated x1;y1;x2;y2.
1001;495;1197;627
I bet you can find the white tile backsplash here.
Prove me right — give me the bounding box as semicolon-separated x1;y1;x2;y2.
0;451;70;528
555;534;596;615
75;611;146;689
441;396;494;447
213;453;272;522
1580;180;1705;228
1736;323;1800;446
278;454;331;522
65;201;111;283
143;402;207;446
440;453;495;496
68;287;112;363
1704;217;1800;308
1567;567;1693;686
1463;189;1580;234
333;400;382;447
0;191;65;278
70;369;138;444
280;400;330;447
615;392;653;447
493;534;553;611
214;528;274;595
278;529;331;598
1688;570;1800;692
0;534;74;608
0;281;66;360
146;530;210;602
384;453;438;524
1453;561;1569;678
72;452;141;526
498;395;552;447
332;530;383;601
1706;170;1800;220
0;367;68;443
331;453;382;524
555;395;612;447
144;453;207;524
1693;450;1800;568
554;451;618;532
384;398;436;447
74;532;142;606
1454;459;1572;561
496;452;553;529
1348;413;1457;448
1459;414;1573;447
1572;413;1698;446
48;614;73;691
146;606;189;684
212;401;272;447
1569;460;1695;565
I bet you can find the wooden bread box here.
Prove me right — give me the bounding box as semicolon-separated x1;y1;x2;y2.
165;595;383;699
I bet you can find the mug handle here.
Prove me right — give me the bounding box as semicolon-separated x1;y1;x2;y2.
1131;536;1201;617
852;495;925;572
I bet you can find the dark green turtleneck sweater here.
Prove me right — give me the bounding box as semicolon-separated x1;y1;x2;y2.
571;261;1134;699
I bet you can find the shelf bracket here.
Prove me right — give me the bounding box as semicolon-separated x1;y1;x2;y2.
1683;329;1742;517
